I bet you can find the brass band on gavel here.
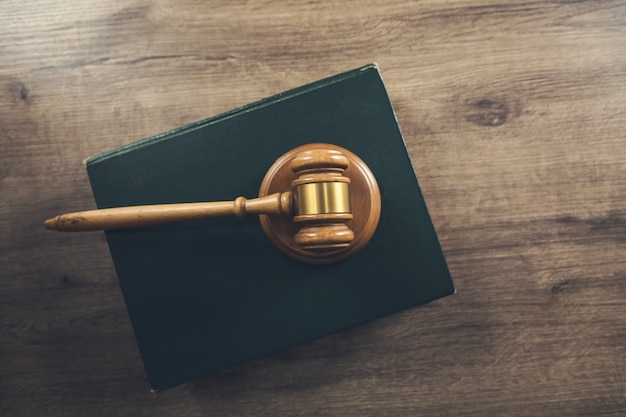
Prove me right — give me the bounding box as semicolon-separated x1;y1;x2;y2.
292;182;351;216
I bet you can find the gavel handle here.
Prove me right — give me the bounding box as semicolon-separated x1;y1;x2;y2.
44;192;292;232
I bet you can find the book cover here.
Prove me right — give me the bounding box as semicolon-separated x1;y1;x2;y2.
85;64;455;390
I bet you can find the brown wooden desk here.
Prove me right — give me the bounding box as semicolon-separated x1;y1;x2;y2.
1;1;624;415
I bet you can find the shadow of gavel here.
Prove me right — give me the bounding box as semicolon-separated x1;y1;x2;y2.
45;144;381;264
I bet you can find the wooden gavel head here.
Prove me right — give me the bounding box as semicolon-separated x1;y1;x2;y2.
44;143;381;265
259;143;380;265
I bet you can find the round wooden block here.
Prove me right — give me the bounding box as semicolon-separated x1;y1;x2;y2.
259;143;381;265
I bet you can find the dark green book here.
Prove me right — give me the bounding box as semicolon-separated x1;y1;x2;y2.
85;64;454;391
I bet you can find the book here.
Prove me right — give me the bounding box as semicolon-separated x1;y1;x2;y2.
85;63;455;391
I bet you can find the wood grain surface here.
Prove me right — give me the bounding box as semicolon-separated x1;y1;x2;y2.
1;0;624;416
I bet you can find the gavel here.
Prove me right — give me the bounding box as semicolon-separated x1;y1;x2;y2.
44;144;381;264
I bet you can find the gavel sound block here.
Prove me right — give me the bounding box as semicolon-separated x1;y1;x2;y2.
44;143;381;265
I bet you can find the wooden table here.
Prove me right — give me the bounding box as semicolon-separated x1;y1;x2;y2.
2;1;624;415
